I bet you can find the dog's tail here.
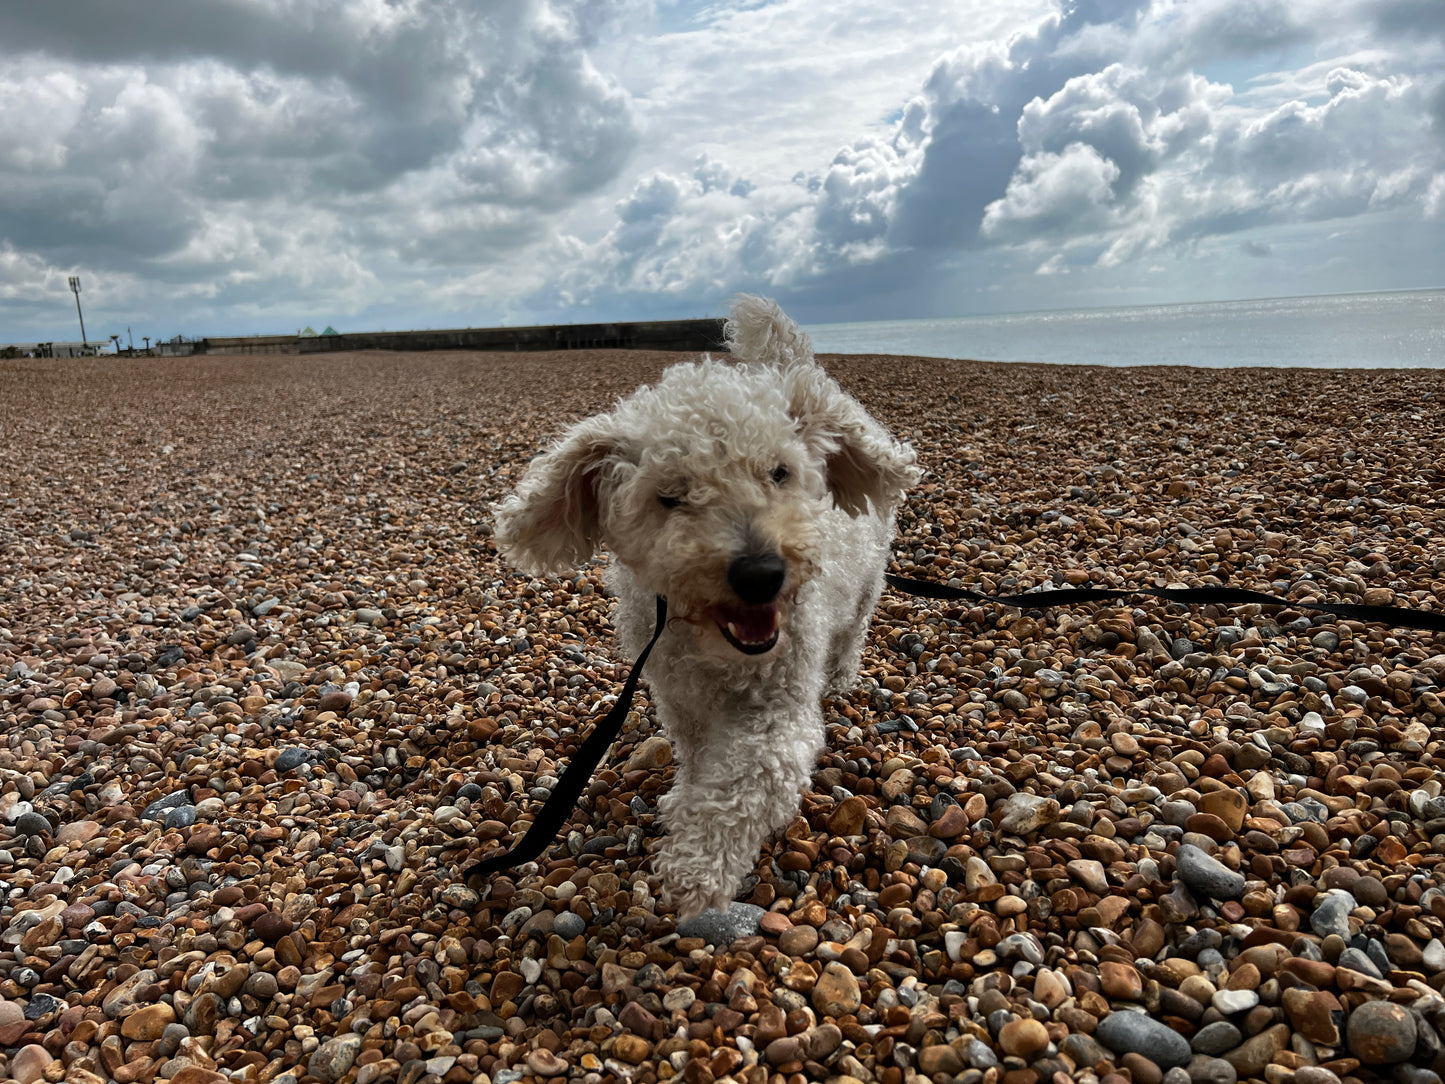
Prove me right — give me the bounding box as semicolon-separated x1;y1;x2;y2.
724;294;815;368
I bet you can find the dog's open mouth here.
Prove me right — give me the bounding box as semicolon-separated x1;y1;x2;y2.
712;603;781;655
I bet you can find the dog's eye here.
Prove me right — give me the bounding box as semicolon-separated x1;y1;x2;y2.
658;494;681;509
770;465;789;485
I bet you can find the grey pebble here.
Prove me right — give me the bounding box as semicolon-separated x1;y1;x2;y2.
23;992;62;1019
275;747;312;772
1187;1054;1238;1084
964;1037;1000;1068
1191;1021;1242;1055
677;902;764;944
1310;890;1356;939
1337;946;1383;979
13;811;52;836
1096;1009;1193;1069
165;805;197;829
141;790;192;820
1175;843;1245;900
553;911;586;940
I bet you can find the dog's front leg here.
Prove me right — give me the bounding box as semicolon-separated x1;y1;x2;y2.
653;707;822;920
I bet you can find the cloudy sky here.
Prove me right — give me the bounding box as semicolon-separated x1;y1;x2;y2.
1;0;1442;342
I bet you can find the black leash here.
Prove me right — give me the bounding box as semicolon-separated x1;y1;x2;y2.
464;595;667;885
883;574;1445;633
464;567;1445;881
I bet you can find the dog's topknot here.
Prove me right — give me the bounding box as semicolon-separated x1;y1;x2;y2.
724;294;815;369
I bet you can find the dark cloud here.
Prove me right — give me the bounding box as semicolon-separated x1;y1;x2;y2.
1370;0;1445;41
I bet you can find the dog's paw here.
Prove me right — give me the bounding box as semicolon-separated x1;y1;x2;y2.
662;877;732;922
654;848;734;920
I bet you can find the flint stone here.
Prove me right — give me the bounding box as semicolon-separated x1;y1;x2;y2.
1096;1010;1193;1069
142;791;192;821
1310;890;1356;940
1175;843;1244;900
677;903;764;945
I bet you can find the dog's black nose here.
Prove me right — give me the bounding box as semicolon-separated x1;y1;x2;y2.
727;551;786;605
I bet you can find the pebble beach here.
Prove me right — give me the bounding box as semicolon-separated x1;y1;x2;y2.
2;348;1444;1084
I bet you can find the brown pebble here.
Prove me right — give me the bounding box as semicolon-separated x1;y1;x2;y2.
999;1018;1049;1059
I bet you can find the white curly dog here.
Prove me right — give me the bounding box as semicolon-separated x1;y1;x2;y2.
493;296;918;918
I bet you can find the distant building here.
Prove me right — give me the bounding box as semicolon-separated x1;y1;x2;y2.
0;341;102;358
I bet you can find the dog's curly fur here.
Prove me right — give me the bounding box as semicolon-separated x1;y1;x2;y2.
493;295;918;918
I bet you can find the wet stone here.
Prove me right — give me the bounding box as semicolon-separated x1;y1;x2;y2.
676;903;764;944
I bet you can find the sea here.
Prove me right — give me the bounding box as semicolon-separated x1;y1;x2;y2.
804;288;1445;369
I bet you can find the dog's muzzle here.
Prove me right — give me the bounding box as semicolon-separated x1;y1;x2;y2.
715;551;785;654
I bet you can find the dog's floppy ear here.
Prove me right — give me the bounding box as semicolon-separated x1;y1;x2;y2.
786;366;920;516
492;413;622;574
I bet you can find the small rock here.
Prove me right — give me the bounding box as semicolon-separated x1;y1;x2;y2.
1096;1010;1193;1069
316;688;352;712
625;735;672;771
918;1043;966;1075
121;1003;176;1040
997;793;1061;835
1175;843;1245;900
677;903;763;944
1224;1023;1289;1077
827;796;868;836
999;1017;1049;1059
812;960;862;1016
1346;999;1417;1064
9;1045;54;1084
612;1033;651;1063
1210;989;1258;1015
251;912;294;943
1190;1021;1241;1056
1187;1054;1238;1084
1310;891;1357;939
307;1035;362;1082
553;912;586;940
525;1049;568;1077
1282;987;1343;1046
275;748;312;772
142;791;192;821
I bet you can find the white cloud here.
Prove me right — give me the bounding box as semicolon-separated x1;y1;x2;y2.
983;143;1122;238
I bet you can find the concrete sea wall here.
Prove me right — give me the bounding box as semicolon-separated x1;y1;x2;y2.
199;318;726;356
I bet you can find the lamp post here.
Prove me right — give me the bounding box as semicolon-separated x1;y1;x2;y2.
68;276;87;348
